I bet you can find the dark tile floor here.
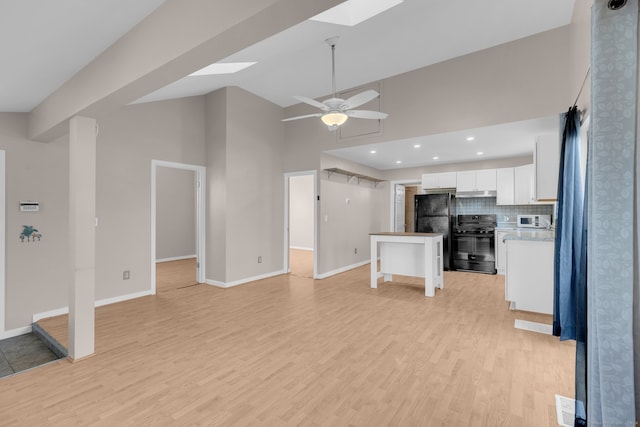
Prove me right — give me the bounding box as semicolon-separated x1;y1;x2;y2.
0;333;61;378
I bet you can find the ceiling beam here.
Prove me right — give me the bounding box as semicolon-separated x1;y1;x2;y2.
28;0;346;142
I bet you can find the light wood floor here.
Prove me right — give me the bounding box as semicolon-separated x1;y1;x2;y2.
289;249;313;278
2;262;574;426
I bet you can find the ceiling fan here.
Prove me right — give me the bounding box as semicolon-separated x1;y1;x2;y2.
282;36;388;130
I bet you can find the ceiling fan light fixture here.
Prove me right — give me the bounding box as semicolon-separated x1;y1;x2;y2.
321;111;348;129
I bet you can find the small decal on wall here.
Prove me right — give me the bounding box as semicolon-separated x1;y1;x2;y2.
20;225;41;242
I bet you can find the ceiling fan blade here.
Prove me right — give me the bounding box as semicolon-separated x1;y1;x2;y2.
293;96;330;111
346;110;388;120
341;90;380;110
281;113;323;122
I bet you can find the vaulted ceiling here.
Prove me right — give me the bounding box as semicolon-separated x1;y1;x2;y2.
1;0;576;167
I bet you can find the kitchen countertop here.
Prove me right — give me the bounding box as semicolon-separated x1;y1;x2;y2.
502;229;555;242
369;232;443;237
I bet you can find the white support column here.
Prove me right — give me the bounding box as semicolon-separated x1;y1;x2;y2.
68;116;96;360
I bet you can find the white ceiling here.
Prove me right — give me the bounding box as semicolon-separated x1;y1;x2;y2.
0;0;166;112
325;115;560;170
1;0;575;167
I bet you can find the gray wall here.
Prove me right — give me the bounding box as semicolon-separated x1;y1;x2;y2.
284;26;574;276
289;175;314;250
284;26;573;167
0;3;592;330
318;154;387;275
156;166;196;261
0;113;69;329
206;86;285;284
95;98;206;301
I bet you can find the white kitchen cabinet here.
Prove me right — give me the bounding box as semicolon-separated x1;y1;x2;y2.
476;169;497;191
439;172;457;188
505;239;554;314
496;168;514;205
535;135;560;201
495;230;508;275
421;172;457;189
456;169;496;192
456;171;475;191
514;164;534;204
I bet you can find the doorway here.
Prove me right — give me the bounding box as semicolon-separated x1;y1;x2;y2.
284;171;317;279
151;160;206;294
390;180;422;233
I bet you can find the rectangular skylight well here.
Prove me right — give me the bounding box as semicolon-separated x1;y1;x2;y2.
310;0;403;27
189;62;257;77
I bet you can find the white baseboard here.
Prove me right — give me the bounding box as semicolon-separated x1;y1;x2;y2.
514;319;552;335
95;290;154;307
32;307;69;323
156;255;196;263
0;325;32;340
204;269;286;289
32;289;154;323
289;246;313;251
316;259;371;279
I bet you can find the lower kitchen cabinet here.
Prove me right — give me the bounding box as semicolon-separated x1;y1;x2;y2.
505;239;554;314
495;231;508;275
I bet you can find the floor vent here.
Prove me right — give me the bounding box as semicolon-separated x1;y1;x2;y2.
514;319;553;335
555;394;575;427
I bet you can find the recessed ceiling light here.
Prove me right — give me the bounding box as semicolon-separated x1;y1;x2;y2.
476;151;484;155
310;0;404;26
432;156;439;160
189;62;257;76
413;144;421;148
370;150;377;154
395;160;402;164
466;136;475;141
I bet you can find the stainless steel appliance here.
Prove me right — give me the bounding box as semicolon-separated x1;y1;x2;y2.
414;193;455;270
452;214;497;274
517;214;552;229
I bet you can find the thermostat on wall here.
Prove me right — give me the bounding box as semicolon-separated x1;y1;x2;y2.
19;201;40;212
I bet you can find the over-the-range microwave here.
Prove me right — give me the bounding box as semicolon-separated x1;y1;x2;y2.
517;214;551;229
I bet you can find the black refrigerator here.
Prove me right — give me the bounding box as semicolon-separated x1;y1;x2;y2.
414;193;455;270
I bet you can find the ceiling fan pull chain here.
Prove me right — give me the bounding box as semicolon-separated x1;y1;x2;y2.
331;43;337;98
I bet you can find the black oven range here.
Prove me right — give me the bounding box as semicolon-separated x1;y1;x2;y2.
452;214;497;274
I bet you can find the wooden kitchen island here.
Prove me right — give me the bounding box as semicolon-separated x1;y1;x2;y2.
370;232;444;297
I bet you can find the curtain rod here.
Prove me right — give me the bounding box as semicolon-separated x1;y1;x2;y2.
573;67;591;108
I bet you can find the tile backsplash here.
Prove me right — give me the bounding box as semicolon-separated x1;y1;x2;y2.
455;197;554;226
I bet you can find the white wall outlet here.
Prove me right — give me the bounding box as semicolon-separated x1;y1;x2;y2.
258;256;262;264
123;270;130;280
354;248;358;254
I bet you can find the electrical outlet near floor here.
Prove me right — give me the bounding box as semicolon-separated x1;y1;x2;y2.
123;270;130;280
258;256;262;264
354;248;358;254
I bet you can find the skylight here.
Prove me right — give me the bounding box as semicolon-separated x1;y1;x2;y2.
310;0;403;27
189;62;256;77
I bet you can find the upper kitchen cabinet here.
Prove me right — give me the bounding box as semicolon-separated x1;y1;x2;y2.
514;164;534;204
534;135;561;201
422;172;457;189
496;168;515;205
456;169;497;192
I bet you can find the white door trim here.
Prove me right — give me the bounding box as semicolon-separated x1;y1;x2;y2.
284;171;318;279
0;151;5;335
388;179;420;231
151;160;206;294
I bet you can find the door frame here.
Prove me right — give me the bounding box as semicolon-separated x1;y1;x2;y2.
284;171;318;279
389;179;420;231
0;151;5;335
151;160;206;294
